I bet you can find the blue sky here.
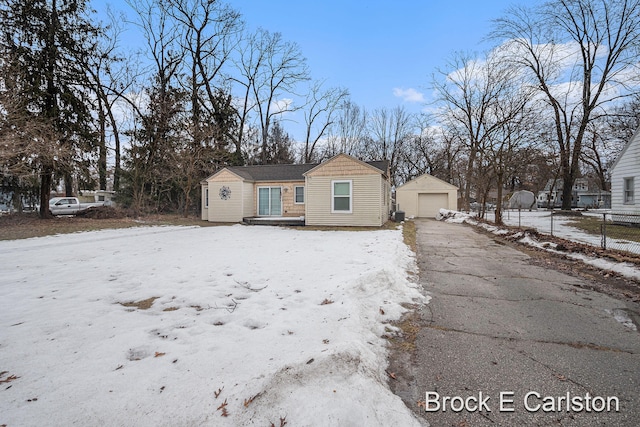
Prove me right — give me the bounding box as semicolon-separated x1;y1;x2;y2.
95;0;517;136
227;0;515;111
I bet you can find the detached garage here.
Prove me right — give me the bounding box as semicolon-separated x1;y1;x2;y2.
396;174;458;218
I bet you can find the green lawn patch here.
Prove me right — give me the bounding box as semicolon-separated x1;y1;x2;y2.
566;216;640;243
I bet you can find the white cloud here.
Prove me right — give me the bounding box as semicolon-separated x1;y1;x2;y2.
393;87;424;103
271;97;294;114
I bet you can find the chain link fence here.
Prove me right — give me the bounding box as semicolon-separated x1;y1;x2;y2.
488;210;640;256
601;212;640;254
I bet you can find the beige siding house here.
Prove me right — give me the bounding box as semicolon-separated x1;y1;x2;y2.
201;154;390;226
396;173;458;218
610;127;640;215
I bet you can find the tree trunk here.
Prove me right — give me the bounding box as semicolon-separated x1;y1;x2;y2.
64;173;73;197
39;167;53;219
12;190;22;214
98;98;107;190
561;168;574;210
462;147;477;211
495;172;503;225
105;101;121;191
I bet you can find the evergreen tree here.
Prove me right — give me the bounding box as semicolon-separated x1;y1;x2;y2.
0;0;99;217
265;121;295;164
121;77;187;214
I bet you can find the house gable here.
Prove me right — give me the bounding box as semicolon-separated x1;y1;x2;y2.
610;127;640;172
304;153;387;178
396;174;458;192
207;168;249;183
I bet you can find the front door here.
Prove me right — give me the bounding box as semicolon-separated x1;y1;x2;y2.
258;187;282;216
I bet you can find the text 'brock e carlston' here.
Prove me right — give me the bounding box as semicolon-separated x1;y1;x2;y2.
425;391;619;413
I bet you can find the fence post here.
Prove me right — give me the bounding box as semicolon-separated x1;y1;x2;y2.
601;213;607;250
550;211;553;236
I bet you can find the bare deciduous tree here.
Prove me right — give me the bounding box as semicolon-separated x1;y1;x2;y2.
170;0;242;165
301;80;349;163
432;51;520;211
493;0;640;210
364;106;415;186
325;100;368;158
233;29;309;164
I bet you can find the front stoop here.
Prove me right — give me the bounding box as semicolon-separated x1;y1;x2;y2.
243;217;305;226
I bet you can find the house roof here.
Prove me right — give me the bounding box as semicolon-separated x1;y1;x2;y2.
202;155;389;184
226;163;319;181
366;160;389;173
396;173;458;191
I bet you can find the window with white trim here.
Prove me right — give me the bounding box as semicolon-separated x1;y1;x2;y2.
205;188;209;208
294;186;304;204
332;180;352;213
624;177;635;204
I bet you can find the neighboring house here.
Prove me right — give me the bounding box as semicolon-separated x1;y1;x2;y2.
201;154;391;226
610;127;640;215
536;178;611;209
395;173;458;218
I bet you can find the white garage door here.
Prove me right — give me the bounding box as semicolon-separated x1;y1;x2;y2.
418;193;448;218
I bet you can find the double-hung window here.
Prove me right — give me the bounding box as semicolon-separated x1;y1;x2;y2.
294;186;304;204
332;180;352;213
624;177;635;204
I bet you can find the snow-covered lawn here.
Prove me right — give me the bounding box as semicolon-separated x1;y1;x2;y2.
0;225;426;426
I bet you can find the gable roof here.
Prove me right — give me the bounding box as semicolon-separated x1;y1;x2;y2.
610;126;640;172
396;173;458;190
303;153;389;177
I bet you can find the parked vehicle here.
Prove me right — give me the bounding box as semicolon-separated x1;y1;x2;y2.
49;197;110;215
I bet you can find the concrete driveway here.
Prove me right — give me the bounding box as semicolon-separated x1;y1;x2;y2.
390;219;640;426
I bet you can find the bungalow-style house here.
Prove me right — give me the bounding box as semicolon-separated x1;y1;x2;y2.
201;154;391;226
610;127;640;216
